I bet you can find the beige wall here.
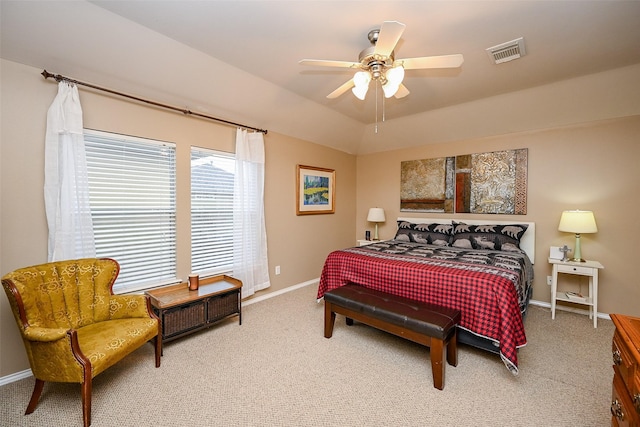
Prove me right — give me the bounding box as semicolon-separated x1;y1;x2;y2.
2;57;639;380
356;116;640;318
0;60;356;377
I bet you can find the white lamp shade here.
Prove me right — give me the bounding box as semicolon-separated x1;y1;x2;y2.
353;70;371;87
558;210;598;234
382;66;404;98
352;71;371;100
367;208;386;223
382;82;399;98
386;65;405;86
352;85;368;100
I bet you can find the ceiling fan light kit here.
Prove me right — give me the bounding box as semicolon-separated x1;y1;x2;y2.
299;20;464;126
299;20;464;100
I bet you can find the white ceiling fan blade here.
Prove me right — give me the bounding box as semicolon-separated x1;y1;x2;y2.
394;84;410;99
299;59;360;69
396;54;464;70
327;79;355;99
373;21;406;57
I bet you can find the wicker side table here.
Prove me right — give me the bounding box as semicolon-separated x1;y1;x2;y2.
145;275;242;350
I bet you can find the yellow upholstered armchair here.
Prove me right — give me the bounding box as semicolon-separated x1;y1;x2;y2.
1;258;161;427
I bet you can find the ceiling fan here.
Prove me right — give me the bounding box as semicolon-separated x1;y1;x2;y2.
299;21;464;101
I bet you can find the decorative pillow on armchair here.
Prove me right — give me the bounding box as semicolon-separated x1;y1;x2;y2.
394;221;453;246
451;223;528;252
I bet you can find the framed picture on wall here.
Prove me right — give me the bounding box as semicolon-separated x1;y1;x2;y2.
296;165;335;215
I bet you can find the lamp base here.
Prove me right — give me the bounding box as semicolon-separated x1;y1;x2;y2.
572;233;586;263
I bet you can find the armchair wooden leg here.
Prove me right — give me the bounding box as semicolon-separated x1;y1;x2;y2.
81;377;92;427
25;378;44;414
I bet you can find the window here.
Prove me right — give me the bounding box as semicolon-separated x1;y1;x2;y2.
191;148;235;276
84;130;177;293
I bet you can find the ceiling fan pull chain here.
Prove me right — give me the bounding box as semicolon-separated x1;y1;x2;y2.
382;84;386;122
375;81;379;133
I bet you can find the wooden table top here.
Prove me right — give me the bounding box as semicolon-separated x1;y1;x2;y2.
145;275;242;309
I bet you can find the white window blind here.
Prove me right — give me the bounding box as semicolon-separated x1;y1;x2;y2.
84;130;177;293
191;148;235;276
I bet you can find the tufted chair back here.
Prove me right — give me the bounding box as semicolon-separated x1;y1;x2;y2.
7;258;119;331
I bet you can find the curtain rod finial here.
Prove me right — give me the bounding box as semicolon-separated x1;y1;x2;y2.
42;70;64;82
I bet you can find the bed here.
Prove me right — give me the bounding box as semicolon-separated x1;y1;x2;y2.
317;217;535;375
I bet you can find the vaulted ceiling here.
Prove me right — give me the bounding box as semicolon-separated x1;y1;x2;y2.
2;1;640;154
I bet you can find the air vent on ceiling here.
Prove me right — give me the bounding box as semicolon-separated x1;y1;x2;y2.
486;37;526;64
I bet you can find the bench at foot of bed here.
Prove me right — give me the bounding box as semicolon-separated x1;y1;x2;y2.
323;283;461;390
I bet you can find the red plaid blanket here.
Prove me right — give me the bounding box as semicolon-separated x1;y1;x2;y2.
317;244;529;374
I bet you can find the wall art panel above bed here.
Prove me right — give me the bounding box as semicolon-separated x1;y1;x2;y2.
400;148;528;215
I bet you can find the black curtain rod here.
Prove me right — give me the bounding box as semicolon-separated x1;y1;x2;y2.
41;70;268;134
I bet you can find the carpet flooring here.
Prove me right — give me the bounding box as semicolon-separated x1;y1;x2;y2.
0;282;615;426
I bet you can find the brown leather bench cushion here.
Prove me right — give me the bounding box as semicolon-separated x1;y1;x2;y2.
323;284;461;340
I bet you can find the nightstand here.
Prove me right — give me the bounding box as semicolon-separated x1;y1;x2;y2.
549;258;604;328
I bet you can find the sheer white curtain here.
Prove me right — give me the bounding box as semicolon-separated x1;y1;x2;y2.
44;82;95;261
233;129;270;298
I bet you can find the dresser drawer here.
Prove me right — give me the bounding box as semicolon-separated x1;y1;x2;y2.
634;369;640;416
614;330;637;388
556;263;594;275
612;372;640;427
162;300;206;338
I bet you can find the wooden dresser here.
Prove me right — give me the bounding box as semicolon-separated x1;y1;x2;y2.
611;314;640;426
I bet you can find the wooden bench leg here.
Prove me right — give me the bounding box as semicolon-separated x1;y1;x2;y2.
447;329;458;367
430;338;446;390
324;302;336;338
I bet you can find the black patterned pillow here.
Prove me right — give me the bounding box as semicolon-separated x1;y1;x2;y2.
394;221;453;246
451;223;528;252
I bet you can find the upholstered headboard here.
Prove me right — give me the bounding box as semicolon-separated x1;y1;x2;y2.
397;217;536;264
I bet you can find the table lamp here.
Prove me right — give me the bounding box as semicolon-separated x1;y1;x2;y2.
558;210;597;262
367;208;386;241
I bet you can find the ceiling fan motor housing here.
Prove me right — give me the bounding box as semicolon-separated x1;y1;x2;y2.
358;45;394;81
367;29;380;44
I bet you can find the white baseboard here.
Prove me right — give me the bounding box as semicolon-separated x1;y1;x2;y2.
0;369;32;386
529;298;611;321
242;278;319;306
